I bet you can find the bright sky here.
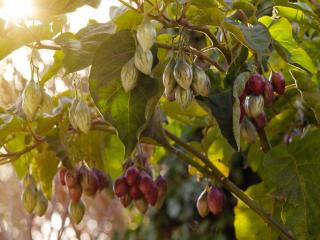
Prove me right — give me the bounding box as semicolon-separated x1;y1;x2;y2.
0;0;121;90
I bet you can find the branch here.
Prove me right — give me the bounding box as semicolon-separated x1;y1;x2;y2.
27;42;61;51
163;130;294;240
157;43;226;72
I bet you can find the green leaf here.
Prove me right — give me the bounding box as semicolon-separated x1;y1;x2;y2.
198;90;238;150
55;22;116;73
234;183;281;240
224;20;271;52
290;69;320;124
113;9;144;31
190;0;218;8
188;7;224;26
259;16;316;74
41;51;64;84
0;113;25;145
232;72;250;151
258;130;320;240
90;30;161;156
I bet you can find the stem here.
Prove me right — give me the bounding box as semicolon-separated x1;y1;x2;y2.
256;128;271;153
163;130;294;240
157;43;226;72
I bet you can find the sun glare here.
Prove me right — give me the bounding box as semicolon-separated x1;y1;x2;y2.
0;0;33;20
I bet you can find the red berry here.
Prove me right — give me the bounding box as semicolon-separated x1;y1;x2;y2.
80;169;99;197
120;194;131;208
207;187;225;215
138;173;153;195
65;170;79;188
263;80;274;107
271;71;285;95
155;176;167;198
145;184;158;206
59;167;67;186
129;184;142;200
68;184;82;202
247;73;265;94
125;166;140;186
92;168;109;191
114;176;129;197
253;112;267;129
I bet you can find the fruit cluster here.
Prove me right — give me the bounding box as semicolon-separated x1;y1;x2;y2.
59;165;109;224
114;160;167;214
162;56;211;109
21;174;48;217
196;186;225;217
240;71;285;141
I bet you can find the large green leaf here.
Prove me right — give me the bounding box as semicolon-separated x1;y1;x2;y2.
55;22;116;73
90;30;161;156
259;16;316;74
258;130;320;240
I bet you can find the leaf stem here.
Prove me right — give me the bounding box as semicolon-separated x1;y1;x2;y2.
163;130;294;240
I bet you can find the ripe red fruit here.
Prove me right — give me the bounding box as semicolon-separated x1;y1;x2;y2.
65;170;79;188
207;187;225;215
145;184;158;206
155;176;167;198
59;167;67;186
68;184;82;202
263;80;274;107
253;112;267;129
120;194;132;208
138;173;153;195
80;169;99;197
129;184;142;200
271;71;285;95
92;168;109;191
247;73;265;94
114;176;129;197
125;166;140;186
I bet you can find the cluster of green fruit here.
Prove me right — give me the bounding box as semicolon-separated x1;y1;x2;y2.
240;71;286;142
196;186;225;217
58;165;110;224
113;156;167;214
21;174;48;217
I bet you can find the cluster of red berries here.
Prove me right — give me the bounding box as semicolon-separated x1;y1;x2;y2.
239;71;286;130
59;165;109;223
197;186;225;217
114;164;167;214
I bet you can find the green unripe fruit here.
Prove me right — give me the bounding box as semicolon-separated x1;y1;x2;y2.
68;200;85;224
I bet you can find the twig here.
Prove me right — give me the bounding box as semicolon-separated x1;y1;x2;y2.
163;130;294;240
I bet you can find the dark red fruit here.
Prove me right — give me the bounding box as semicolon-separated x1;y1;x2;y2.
264;80;274;107
92;168;109;191
207;187;225;215
155;176;167;198
253;112;267;129
138;173;153;195
271;71;285;95
120;194;132;207
129;184;142;200
68;184;82;202
65;170;79;188
80;169;99;197
125;166;140;186
59;167;67;186
247;73;265;94
114;176;129;197
145;185;158;206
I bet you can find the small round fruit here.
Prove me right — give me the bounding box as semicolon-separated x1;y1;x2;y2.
197;189;209;218
145;185;158;206
80;169;99;197
247;73;265;94
22;186;37;214
65;169;79;188
114;176;129;197
244;95;264;118
138;173;153;195
129;184;142;200
34;191;48;217
264;80;274;107
125;166;140;186
271;71;285;95
207;187;225;215
92;168;109;191
120;194;132;208
59;167;67;186
155;175;167;198
253;112;267;129
135;198;148;214
68;184;83;202
173;59;193;90
68;200;85;224
241;118;257;143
